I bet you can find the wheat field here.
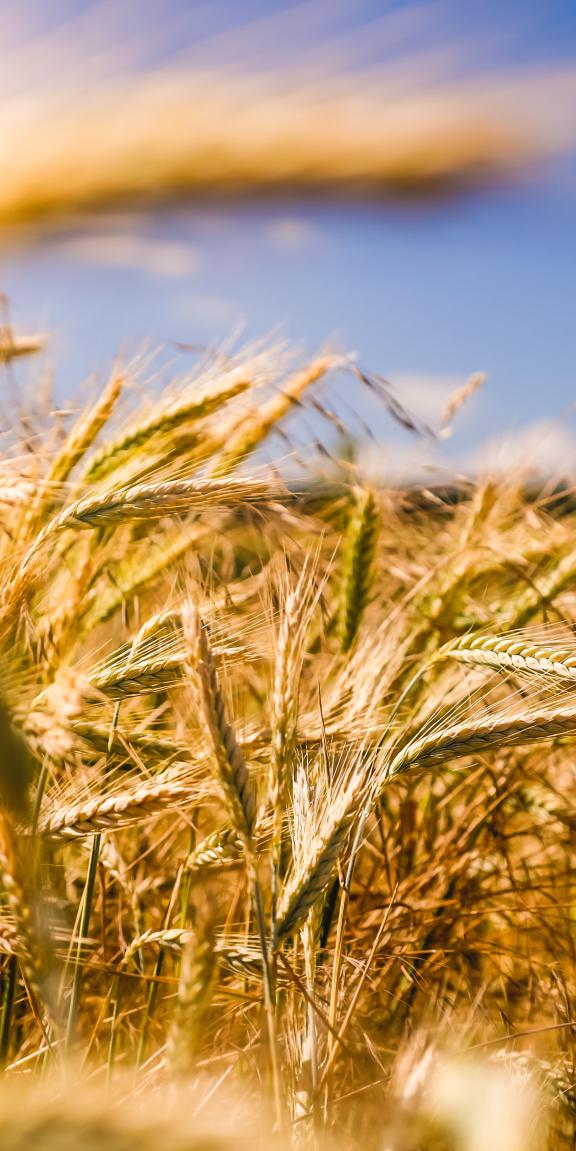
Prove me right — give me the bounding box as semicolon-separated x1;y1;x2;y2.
0;331;573;1149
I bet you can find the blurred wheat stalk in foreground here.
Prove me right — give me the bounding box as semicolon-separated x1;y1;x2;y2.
0;332;572;1149
1;62;576;228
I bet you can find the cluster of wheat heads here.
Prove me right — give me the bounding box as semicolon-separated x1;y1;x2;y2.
0;341;573;1148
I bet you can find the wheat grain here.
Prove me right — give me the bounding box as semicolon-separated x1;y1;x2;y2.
185;827;244;872
448;632;576;682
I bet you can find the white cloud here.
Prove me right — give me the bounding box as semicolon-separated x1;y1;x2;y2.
469;419;576;478
63;232;202;278
348;418;576;487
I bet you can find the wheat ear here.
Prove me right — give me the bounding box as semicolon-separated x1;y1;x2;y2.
338;488;378;652
385;699;576;780
88;653;185;699
122;928;268;983
83;372;251;481
448;632;576;682
274;812;355;947
182;603;257;847
40;476;278;533
185;826;244;871
48;373;124;486
212;356;332;477
182;603;283;1116
270;557;320;910
167;918;216;1075
0;814;57;1024
277;693;576;946
274;755;365;948
80;524;200;632
38;768;201;842
505;547;576;630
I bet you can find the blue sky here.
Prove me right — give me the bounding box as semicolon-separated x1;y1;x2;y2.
1;1;576;478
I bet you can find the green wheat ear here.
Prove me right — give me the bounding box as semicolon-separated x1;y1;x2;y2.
338;488;378;652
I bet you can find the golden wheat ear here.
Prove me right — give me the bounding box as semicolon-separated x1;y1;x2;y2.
181;600;258;851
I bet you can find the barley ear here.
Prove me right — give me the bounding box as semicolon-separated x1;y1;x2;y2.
448;631;576;684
